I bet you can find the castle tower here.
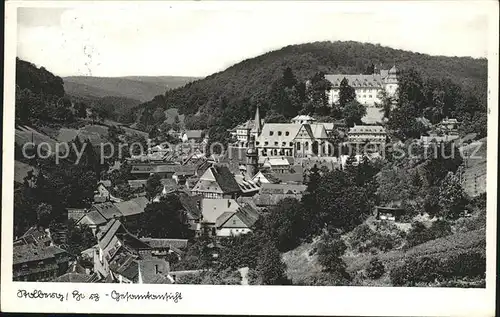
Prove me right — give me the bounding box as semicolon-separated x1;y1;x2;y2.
245;135;258;180
385;65;399;96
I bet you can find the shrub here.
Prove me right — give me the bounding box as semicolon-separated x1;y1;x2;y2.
366;257;385;279
405;220;452;249
390;256;443;286
442;252;486;279
317;233;350;280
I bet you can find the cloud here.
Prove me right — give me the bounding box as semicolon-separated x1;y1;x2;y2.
16;2;490;77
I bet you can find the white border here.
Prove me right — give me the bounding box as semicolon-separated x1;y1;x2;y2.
2;1;498;316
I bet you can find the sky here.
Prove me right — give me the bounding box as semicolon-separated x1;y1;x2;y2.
16;1;492;78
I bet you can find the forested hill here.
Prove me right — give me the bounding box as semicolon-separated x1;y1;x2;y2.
128;41;487;131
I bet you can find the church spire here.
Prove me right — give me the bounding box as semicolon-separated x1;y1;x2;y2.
253;104;262;136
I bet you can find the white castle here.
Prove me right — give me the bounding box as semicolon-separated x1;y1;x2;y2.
325;65;399;108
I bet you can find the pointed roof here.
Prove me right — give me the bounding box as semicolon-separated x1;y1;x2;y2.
389;65;398;74
251;105;262;134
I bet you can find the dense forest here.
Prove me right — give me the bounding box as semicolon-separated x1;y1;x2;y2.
127;42;487;128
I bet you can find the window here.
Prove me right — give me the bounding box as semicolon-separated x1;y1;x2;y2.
269;131;274;136
285;131;290;136
289;142;294;146
264;141;268;146
369;95;372;98
274;142;278;146
256;141;260;146
282;142;286;146
278;131;282;136
296;143;301;150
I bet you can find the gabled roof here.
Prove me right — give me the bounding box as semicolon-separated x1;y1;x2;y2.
52;273;98;283
210;165;241;193
184;130;204;139
93;202;122;220
78;210;107;226
214;212;235;228
97;219;122;250
348;125;386;134
140;238;188;250
325;74;384;88
114;197;149;217
257;123;301;144
13;243;68;265
178;192;202;219
237;205;259;227
201;199;240;223
234;175;260;194
260;183;307;195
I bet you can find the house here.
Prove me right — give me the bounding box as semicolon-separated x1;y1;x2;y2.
326;66;399;107
291;115;316;125
14;226;52;246
93;219;153;279
190;165;242;199
436;118;460;135
375;206;405;221
215;204;260;237
228;105;263;148
200;199;241;236
347;125;387;151
67;208;87;222
140;238;188;260
262;157;291;173
109;254;173;284
114;196;149;217
181;130;205;143
51;272;101;283
252;170;304;185
13;243;71;282
259;183;307;195
420;134;460;147
178;192;203;230
130;163;198;179
77;210;108;234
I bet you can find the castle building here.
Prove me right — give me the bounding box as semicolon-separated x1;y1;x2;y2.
325;65;399;107
245;135;258;180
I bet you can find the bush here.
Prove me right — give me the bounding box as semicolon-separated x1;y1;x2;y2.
348;222;405;253
442;252;485;279
405;220;452;249
366;257;385;279
390;256;443;286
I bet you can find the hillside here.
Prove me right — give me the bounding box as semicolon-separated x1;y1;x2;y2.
63;75;199;102
129;41;488;128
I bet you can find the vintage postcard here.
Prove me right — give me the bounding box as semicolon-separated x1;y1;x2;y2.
2;1;498;316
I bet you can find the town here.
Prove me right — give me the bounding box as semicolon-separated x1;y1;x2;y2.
13;41;487;287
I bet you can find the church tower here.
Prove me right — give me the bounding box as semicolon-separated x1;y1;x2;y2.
251;105;262;138
245;135;258;180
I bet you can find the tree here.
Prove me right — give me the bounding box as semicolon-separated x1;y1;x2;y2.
36;203;53;228
255;243;289;285
75;102;87;118
366;257;385;279
66;219;97;257
338;78;356;109
145;174;162;201
316;233;350;280
365;63;375;75
438;172;467;219
342;100;366;127
124;195;190;238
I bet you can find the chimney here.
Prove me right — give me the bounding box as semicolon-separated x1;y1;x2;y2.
155;264;159;274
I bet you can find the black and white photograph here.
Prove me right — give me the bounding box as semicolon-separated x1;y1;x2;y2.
2;1;498;315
